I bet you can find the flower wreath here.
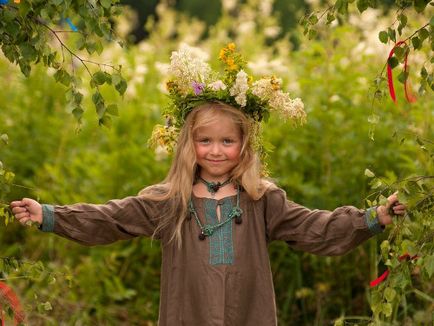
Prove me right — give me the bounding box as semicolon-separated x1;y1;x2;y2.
149;43;306;157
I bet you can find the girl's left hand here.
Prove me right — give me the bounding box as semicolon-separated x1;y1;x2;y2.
377;191;406;225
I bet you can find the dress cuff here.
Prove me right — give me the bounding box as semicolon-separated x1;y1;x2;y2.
365;207;384;235
40;204;55;232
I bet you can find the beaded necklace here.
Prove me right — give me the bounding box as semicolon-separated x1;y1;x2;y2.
198;176;232;198
189;185;243;240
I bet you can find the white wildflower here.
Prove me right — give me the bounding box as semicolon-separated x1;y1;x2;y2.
264;26;281;39
169;43;211;95
269;91;306;123
222;0;237;11
230;70;249;107
251;77;281;99
135;64;148;76
208;80;227;91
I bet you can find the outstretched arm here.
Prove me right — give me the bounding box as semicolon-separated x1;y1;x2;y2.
11;196;163;246
264;188;405;256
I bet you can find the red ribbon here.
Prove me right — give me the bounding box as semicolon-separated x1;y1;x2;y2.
0;281;25;326
370;253;419;287
387;41;417;104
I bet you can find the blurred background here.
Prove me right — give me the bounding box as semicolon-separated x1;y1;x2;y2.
0;0;432;324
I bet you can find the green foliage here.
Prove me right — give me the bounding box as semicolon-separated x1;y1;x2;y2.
365;142;433;322
0;133;14;226
0;0;127;127
300;0;433;97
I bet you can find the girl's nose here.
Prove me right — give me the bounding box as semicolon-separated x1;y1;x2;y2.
209;143;221;155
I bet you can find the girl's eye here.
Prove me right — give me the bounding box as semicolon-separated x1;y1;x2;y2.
223;139;234;145
199;139;210;144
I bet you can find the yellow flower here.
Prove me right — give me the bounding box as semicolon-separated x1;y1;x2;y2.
219;49;226;61
227;43;236;51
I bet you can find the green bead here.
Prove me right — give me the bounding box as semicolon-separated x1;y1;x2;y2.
203;225;214;236
229;207;243;218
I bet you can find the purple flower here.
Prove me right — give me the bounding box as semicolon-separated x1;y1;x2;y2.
192;81;205;95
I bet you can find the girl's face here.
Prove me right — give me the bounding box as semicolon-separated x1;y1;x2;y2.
194;115;242;181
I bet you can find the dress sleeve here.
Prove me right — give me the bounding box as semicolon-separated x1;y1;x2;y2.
39;196;164;246
264;187;383;256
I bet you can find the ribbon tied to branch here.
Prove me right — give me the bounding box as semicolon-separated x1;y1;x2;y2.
387;41;417;104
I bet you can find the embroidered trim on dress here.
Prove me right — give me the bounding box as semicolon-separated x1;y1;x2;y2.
204;197;234;265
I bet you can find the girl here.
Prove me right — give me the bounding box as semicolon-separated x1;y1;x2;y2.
11;44;405;325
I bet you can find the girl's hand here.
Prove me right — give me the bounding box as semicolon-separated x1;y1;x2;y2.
10;198;43;226
376;192;406;226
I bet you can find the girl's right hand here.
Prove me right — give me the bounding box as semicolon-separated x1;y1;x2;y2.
10;198;43;226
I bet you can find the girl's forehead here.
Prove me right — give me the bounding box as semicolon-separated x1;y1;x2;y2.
194;118;241;136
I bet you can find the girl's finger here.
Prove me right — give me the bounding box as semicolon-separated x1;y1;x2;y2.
15;212;30;220
12;206;27;214
10;201;24;208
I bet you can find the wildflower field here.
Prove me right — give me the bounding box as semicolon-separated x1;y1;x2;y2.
0;0;433;325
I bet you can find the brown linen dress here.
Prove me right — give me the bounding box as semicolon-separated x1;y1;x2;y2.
41;185;381;326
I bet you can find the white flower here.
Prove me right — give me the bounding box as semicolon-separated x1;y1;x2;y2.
252;77;281;99
269;91;306;123
169;44;211;95
135;64;148;76
230;70;249;107
208;80;227;91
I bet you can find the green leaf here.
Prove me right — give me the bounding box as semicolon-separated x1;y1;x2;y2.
53;69;71;86
356;0;369;13
308;29;317;40
387;57;399;69
387;28;396;42
430;16;434;27
326;12;335;25
106;104;118;116
92;91;104;107
18;61;31;77
397;71;409;84
418;28;429;41
364;169;375;178
384;287;397;302
421;67;428;78
92;71;106;85
398;14;407;28
72;107;84;120
101;0;112;9
111;73;122;85
382;302;392;317
411;37;422;50
335;0;348;15
379;31;388;44
397;14;407;35
413;0;429;12
308;14;318;25
19;43;38;62
115;78;127;95
99;115;112;128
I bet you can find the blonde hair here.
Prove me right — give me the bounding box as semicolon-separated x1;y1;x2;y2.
139;102;270;247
